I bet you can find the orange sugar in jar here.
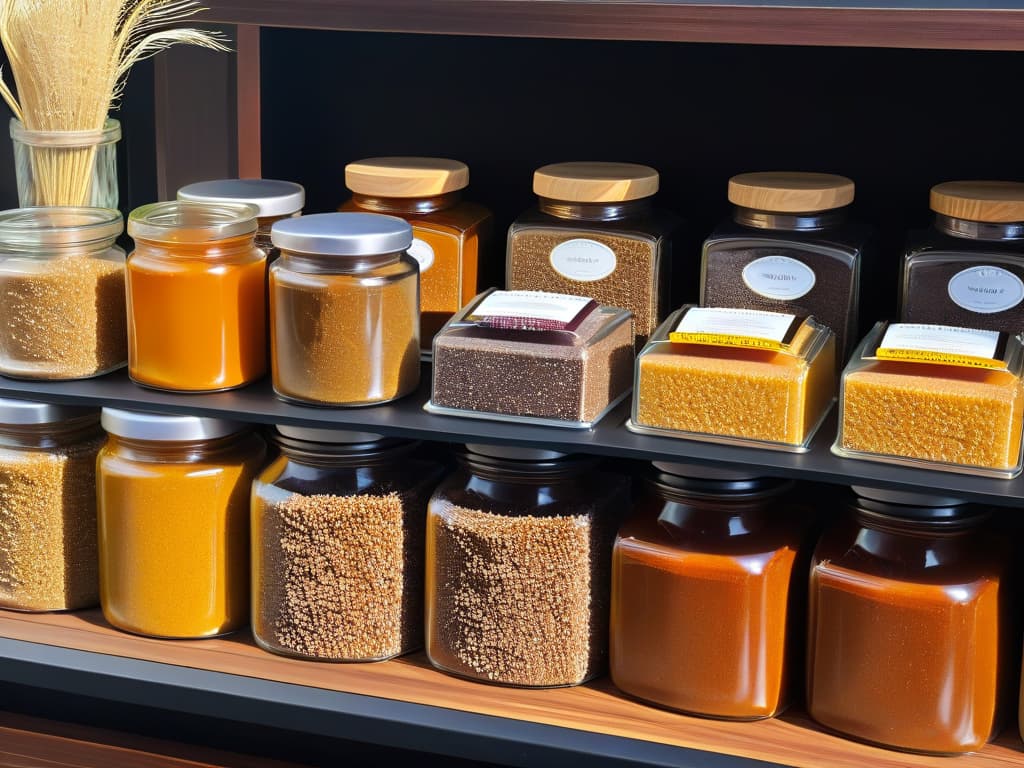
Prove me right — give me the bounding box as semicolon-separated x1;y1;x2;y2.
126;201;267;392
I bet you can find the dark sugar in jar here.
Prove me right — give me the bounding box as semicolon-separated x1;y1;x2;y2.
902;181;1024;333
701;172;872;368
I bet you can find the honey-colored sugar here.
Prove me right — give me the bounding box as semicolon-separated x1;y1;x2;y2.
636;337;835;445
841;362;1024;470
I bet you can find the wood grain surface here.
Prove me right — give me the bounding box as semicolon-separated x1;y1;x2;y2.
0;711;297;768
1;610;1022;768
202;0;1024;51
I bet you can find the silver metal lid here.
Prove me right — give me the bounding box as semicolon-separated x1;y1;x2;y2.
851;486;967;508
271;212;412;256
0;207;123;248
276;425;384;443
101;408;246;441
0;397;97;425
653;461;765;482
178;179;305;218
465;443;568;461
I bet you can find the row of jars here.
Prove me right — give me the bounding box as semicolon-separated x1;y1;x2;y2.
0;397;1016;756
5;164;1024;387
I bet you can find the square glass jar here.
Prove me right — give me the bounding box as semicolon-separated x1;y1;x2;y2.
628;306;837;451
833;321;1024;477
427;289;634;428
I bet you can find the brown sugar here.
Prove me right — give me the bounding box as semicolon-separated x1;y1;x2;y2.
0;256;126;379
840;361;1024;469
256;490;426;660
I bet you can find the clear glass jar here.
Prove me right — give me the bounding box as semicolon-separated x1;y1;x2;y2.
701;172;870;366
10;118;120;208
611;464;809;720
807;487;1009;754
97;409;265;639
269;212;420;406
0;399;103;612
252;427;445;661
425;444;628;687
126;201;267;392
178;178;305;258
341;157;493;350
506;162;679;349
0;207;126;380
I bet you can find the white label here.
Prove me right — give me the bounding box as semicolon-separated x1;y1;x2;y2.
407;238;435;273
472;290;593;324
879;323;1000;360
675;307;797;344
947;265;1024;314
549;239;617;282
742;255;817;301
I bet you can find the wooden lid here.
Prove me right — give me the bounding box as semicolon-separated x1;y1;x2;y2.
728;172;855;213
345;157;469;197
533;162;659;203
930;181;1024;223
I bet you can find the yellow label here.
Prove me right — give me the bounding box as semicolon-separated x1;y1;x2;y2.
875;347;1007;370
668;331;786;350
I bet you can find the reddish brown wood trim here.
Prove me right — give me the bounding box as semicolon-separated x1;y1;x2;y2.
202;1;1024;51
236;25;262;179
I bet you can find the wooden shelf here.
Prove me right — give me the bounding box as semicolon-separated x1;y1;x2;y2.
203;0;1024;51
0;610;1020;768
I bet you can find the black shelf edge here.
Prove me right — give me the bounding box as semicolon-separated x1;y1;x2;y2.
1;364;1023;507
0;637;782;768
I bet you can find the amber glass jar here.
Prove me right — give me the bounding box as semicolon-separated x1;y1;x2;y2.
701;172;870;366
126;201;267;392
902;181;1024;333
807;487;1009;754
611;464;808;719
341;157;493;349
252;427;444;661
426;444;627;687
269;212;420;406
0;399;102;612
97;409;265;639
506;162;678;348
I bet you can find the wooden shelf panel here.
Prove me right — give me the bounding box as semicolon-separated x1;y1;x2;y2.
203;0;1024;51
0;610;1021;768
1;367;1023;508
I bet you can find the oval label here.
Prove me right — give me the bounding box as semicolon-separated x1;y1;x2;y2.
549;239;617;282
948;265;1024;314
408;237;435;273
741;255;817;301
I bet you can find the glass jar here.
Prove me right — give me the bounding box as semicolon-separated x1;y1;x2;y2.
0;207;126;380
269;212;420;406
902;181;1024;333
126;201;267;392
97;409;265;639
10;118;120;208
426;444;628;687
506;162;678;348
701;172;870;366
178;178;305;258
807;487;1009;754
611;464;809;720
252;427;445;661
341;157;493;350
0;399;103;612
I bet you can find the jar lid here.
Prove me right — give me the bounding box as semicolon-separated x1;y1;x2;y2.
850;485;983;523
101;408;246;441
276;425;385;443
271;212;412;256
465;443;568;461
177;179;305;217
652;461;765;481
0;397;97;425
728;172;855;213
533;162;659;203
0;207;123;248
128;201;258;243
930;181;1024;223
851;486;968;508
345;157;469;197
